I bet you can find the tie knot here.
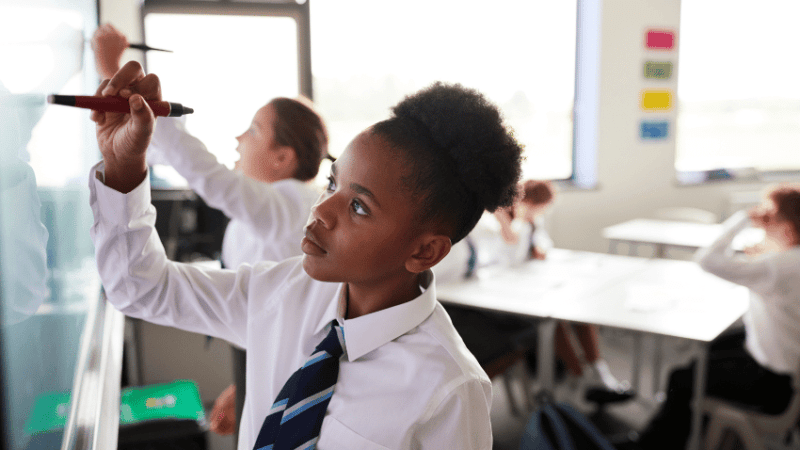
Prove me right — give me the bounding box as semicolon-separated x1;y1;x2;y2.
316;320;345;359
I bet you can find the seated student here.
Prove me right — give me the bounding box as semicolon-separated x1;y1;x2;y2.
495;180;630;397
92;24;329;436
89;61;523;449
634;183;800;450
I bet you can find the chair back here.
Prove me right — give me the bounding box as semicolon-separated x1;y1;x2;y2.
749;362;800;433
703;362;800;450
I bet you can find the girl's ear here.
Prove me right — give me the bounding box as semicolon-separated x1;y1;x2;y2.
274;144;298;174
405;234;451;274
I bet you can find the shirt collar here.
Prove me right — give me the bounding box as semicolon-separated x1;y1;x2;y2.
315;271;438;362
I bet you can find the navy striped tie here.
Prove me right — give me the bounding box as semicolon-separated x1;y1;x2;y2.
253;320;345;450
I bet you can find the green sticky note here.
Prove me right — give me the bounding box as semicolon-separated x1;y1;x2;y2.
644;61;673;79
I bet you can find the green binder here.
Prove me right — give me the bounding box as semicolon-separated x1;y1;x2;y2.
24;379;206;437
120;379;206;425
24;391;71;435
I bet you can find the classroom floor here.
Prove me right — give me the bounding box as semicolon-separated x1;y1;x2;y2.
491;327;697;450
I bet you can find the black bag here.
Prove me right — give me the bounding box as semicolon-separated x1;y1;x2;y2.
520;401;617;450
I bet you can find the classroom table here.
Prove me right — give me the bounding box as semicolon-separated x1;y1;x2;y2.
602;218;764;257
436;248;749;450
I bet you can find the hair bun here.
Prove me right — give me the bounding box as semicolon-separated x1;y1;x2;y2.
391;82;523;212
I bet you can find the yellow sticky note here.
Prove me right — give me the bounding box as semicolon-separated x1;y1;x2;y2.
641;90;672;111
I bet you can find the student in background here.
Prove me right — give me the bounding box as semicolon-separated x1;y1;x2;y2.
92;24;329;437
495;180;630;398
89;61;523;448
635;183;800;450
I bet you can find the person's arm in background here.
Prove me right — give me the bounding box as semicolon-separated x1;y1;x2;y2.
693;210;775;291
91;24;127;80
149;117;312;244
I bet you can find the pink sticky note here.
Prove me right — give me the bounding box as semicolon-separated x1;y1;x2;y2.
646;30;675;50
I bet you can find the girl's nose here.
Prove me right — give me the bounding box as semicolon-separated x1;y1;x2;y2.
310;192;337;229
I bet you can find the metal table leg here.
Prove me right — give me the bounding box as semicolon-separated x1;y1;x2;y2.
686;341;708;450
535;319;558;405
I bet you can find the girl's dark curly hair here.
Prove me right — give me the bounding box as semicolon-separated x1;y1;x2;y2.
371;82;524;244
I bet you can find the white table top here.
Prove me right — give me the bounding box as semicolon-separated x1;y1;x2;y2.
601;218;764;251
436;248;749;343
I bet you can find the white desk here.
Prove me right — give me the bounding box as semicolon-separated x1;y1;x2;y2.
436;249;749;450
602;218;764;257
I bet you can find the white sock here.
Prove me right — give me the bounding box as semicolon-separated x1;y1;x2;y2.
589;359;623;391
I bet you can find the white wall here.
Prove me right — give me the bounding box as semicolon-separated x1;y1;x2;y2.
549;0;769;253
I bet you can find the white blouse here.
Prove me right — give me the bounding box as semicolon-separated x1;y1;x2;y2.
149;117;321;268
89;163;493;450
695;210;800;374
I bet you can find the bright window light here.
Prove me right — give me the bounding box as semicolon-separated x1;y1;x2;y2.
676;0;800;175
145;13;299;180
310;0;578;181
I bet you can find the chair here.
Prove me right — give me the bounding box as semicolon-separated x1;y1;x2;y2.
703;363;800;450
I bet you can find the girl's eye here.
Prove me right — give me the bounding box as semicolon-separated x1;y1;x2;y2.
326;176;336;192
351;199;368;216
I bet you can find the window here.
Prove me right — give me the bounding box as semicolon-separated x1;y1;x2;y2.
142;2;309;186
676;0;800;182
143;0;585;185
310;0;579;182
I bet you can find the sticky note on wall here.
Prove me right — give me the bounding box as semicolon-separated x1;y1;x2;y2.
644;61;672;79
641;90;672;111
646;30;675;50
640;121;669;139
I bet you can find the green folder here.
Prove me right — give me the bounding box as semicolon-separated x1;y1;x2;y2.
24;379;206;436
120;379;206;425
24;391;71;435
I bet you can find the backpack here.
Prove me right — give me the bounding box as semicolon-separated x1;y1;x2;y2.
520;401;617;450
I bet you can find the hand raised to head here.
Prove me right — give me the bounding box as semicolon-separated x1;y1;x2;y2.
91;60;161;193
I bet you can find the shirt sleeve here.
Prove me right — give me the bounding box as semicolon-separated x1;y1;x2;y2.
693;210;776;292
150;117;310;243
414;378;493;449
89;161;264;348
532;216;554;253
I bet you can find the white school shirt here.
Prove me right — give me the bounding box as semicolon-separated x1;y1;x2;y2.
694;210;800;374
88;162;493;450
149;117;321;267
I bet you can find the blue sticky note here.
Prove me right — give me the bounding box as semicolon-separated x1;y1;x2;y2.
640;121;669;139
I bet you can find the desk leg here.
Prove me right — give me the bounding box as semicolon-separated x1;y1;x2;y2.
536;319;557;402
631;333;642;392
686;341;708;450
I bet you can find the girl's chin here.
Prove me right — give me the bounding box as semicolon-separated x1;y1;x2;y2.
301;255;335;282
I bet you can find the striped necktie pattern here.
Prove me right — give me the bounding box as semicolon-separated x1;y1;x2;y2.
253;320;345;450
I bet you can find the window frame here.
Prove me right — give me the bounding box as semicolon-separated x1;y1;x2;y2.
140;0;598;188
140;0;312;99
